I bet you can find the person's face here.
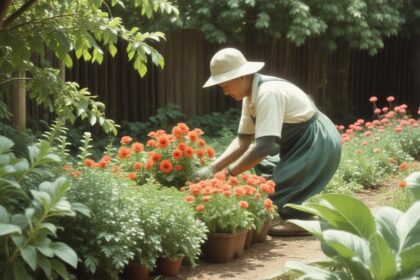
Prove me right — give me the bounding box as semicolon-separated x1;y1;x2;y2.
218;76;251;101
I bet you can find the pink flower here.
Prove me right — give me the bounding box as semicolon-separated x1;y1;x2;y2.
369;96;378;103
386;96;395;102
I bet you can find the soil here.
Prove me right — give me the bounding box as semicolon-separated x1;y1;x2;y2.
158;162;418;280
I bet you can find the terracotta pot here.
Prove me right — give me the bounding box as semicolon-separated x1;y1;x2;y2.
156;256;184;277
244;229;254;249
202;230;246;263
252;218;272;244
124;262;150;280
234;229;248;257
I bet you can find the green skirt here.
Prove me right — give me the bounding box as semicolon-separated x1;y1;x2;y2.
255;112;341;219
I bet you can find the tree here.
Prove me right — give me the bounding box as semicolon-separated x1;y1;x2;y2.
0;0;178;134
170;0;416;54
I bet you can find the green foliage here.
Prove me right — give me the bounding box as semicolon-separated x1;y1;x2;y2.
170;0;411;53
284;194;420;279
0;136;89;280
0;0;177;134
405;171;420;200
0;123;35;157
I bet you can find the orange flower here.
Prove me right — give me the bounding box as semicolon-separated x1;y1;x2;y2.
175;164;183;171
118;147;131;159
133;162;142;170
202;195;210;202
101;155;112;163
198;139;206;147
399;181;407;188
196;148;205;158
145;159;154;170
264;198;273;208
112;166;119;173
98;160;108;169
178;142;187;151
131;142;144;153
156;135;170;148
151;152;162;162
184;146;194;158
160;160;173;173
172;149;183;160
63;165;72;171
260;183;274;194
120;136;133;145
196;204;205;212
207;147;215;158
84;159;95;167
239;201;249;208
146;139;155;147
188;131;198;142
127;172;137;180
399;162;408;170
184;195;195;203
70;170;81;177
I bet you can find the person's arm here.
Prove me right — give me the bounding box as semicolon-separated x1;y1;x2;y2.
210;133;254;172
227;136;277;175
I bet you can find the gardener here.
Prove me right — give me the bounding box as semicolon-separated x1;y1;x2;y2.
194;48;342;236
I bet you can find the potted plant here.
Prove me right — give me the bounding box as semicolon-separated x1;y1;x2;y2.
183;171;256;262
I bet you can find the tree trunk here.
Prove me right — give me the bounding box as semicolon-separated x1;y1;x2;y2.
11;72;26;130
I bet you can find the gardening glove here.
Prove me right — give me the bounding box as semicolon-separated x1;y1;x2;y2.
190;165;215;182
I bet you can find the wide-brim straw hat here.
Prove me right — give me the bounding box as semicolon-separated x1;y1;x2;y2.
203;48;265;88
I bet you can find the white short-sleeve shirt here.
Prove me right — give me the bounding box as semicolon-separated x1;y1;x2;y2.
238;74;317;139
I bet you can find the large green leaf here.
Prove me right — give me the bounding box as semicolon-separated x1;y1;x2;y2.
287;194;376;239
285;261;345;279
398;244;420;278
0;136;14;153
12;261;32;280
51;242;78;268
368;233;397;280
0;223;21;236
397;201;420;250
322;230;373;280
0;205;10;223
405;172;420;200
374;207;402;253
21;246;37;271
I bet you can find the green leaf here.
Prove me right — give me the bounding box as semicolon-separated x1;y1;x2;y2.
368;233;397;280
0;205;10;223
71;202;91;217
51;259;70;280
374;207;402;253
21;246;37;271
285;261;344;279
397;201;420;250
405;172;420;200
37;256;52;278
51;242;78;268
0;223;21;236
399;244;420;277
0;136;14;153
287;194;376;239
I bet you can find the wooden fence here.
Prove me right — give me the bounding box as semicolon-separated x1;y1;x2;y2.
41;30;420;124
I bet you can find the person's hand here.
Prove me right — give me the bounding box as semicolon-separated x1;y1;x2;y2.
190;166;215;182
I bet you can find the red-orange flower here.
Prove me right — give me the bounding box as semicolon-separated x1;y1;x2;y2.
118;147;131;159
175;164;183;171
184;195;195;203
196;204;205;212
120;136;133;145
156;135;170;148
178;142;187;151
84;159;95;167
132;142;144;153
198;139;206;147
151;152;162;162
145;159;154;170
207;147;215;158
146;139;155;147
399;181;407;188
172;149;183;160
184;146;194;158
160;160;173;173
399;162;409;170
239;201;249;208
196;148;205;158
133;162;142;170
127;172;137;180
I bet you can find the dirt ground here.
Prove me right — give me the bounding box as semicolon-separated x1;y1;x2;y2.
156;163;416;280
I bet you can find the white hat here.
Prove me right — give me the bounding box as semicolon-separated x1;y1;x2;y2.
203;48;265;88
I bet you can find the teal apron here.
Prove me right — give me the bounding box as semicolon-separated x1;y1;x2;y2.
254;78;342;219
